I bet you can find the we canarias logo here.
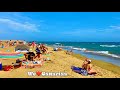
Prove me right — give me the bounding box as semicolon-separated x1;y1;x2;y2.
28;71;68;76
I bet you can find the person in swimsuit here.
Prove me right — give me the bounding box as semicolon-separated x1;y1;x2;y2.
86;60;97;75
82;58;97;75
40;44;48;54
34;46;42;60
32;41;35;49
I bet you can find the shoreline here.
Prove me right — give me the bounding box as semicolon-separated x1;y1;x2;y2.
50;46;120;75
71;53;120;75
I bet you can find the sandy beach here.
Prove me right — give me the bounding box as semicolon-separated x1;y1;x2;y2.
0;41;120;78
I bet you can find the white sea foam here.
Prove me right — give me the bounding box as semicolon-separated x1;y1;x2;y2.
85;50;109;54
100;45;120;47
72;48;86;51
85;50;120;59
61;44;120;59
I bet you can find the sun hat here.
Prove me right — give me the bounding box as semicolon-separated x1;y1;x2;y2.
88;59;92;63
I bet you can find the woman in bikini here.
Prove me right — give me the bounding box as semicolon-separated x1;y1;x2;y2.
82;58;97;75
86;60;97;75
34;45;43;60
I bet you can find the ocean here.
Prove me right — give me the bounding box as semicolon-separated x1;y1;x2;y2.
30;41;120;66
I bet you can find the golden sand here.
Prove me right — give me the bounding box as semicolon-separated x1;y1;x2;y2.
0;42;120;78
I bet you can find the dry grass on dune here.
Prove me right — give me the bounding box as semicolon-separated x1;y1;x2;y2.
0;43;120;78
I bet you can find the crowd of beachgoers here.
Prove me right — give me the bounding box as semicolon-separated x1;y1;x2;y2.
0;40;120;78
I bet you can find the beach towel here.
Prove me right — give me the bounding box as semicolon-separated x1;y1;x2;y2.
0;62;2;70
71;66;88;76
4;65;14;71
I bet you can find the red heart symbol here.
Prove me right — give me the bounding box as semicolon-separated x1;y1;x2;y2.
36;71;42;76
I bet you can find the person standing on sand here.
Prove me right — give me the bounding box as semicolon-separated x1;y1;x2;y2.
9;40;12;47
6;41;9;47
34;45;42;60
32;41;35;49
0;41;2;46
1;43;4;48
23;40;26;45
16;40;19;46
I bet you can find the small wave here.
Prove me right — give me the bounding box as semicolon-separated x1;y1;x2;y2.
73;48;86;51
55;43;61;44
100;45;120;47
85;50;109;54
85;50;120;59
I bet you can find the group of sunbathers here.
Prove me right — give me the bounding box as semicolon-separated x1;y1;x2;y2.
24;43;49;61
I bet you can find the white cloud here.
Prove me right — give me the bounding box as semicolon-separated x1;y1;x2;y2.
0;18;40;32
110;25;120;30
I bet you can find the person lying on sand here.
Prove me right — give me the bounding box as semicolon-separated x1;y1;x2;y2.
24;51;35;61
53;47;62;51
53;47;58;51
57;47;62;51
66;50;73;55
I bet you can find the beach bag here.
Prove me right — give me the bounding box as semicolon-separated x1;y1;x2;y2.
4;65;13;71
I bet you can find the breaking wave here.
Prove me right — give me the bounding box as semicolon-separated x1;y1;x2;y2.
100;45;120;47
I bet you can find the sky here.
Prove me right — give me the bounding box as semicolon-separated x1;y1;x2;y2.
0;12;120;42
